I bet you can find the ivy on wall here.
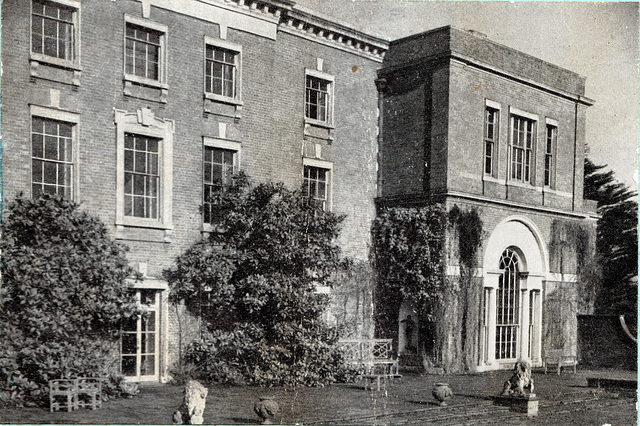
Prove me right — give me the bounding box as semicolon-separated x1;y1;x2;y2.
448;205;483;271
550;219;600;314
372;205;447;353
373;203;484;371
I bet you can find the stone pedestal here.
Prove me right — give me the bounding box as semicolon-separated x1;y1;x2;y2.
494;394;539;417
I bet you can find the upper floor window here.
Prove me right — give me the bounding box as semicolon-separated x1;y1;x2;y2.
545;122;557;187
126;24;161;81
114;108;174;235
205;45;240;100
510;114;536;184
124;134;160;219
305;69;334;126
32;116;73;198
484;106;499;176
123;16;167;90
32;0;77;62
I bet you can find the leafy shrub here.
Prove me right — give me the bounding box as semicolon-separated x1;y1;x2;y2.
0;194;140;406
166;175;351;386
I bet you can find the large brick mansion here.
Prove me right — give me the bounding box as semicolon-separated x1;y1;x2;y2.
2;0;597;380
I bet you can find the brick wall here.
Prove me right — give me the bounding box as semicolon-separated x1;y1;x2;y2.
2;0;383;374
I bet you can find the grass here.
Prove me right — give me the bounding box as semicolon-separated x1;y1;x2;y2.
0;370;636;425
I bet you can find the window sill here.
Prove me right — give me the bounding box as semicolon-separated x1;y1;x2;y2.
124;74;168;90
204;92;243;106
304;118;335;130
30;53;81;71
506;180;536;190
115;221;173;243
30;55;82;86
482;175;505;184
117;217;171;229
124;76;168;103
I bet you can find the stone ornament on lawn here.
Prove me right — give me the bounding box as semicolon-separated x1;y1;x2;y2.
254;396;279;424
172;380;208;425
501;360;535;397
432;382;453;406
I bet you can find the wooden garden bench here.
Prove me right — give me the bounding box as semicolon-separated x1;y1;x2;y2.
543;349;577;375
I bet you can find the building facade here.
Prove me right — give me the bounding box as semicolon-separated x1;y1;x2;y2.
377;27;598;372
2;0;386;382
2;1;597;379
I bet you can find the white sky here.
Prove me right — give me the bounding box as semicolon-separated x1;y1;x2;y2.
296;0;640;190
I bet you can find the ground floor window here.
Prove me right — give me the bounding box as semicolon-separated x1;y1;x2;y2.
496;248;521;360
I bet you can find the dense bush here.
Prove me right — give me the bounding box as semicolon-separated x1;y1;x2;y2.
165;175;352;386
0;194;140;406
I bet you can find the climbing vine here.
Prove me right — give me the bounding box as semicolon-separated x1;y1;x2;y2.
448;205;483;270
447;205;484;371
372;205;447;352
550;219;600;313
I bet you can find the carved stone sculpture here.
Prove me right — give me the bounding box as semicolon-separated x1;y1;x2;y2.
254;396;279;424
432;382;453;406
501;360;535;397
172;380;208;425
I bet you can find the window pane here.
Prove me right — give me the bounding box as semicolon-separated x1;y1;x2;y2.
148;176;158;197
211;164;222;184
43;161;57;184
133;174;145;195
59;8;73;22
134;151;146;173
141;355;155;376
124;194;133;216
32;28;43;53
32;134;44;158
121;333;137;355
134;196;144;217
32;159;43;183
148;153;158;175
33;1;45;15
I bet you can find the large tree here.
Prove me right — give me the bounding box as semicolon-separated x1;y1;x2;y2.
0;194;139;405
165;174;350;386
584;158;638;316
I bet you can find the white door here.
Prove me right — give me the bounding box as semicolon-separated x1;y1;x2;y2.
121;289;160;381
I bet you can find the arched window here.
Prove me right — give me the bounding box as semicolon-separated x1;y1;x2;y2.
496;248;520;359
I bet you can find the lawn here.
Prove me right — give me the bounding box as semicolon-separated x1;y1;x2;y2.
1;370;636;425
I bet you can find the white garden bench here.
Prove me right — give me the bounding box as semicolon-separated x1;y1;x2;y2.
338;339;401;390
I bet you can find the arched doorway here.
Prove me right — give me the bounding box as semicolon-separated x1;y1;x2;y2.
479;217;547;370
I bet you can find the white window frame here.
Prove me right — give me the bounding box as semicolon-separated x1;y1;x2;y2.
30;0;81;69
203;36;242;106
114;108;173;230
302;157;333;211
484;100;501;177
544;118;558;188
509;107;538;185
123;15;168;89
29;104;79;200
304;69;335;128
202;137;241;228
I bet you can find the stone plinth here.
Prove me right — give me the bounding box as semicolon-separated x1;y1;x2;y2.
494;394;539;417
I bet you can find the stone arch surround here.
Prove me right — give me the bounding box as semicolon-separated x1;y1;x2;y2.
479;216;548;371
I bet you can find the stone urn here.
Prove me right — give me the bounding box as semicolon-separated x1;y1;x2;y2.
254;396;279;425
432;382;453;406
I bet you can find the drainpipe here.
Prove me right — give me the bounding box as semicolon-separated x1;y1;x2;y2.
571;103;578;211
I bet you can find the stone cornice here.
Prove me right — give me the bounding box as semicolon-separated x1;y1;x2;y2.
375;191;600;220
215;0;389;60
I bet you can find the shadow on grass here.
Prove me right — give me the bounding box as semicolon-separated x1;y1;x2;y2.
406;400;442;406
